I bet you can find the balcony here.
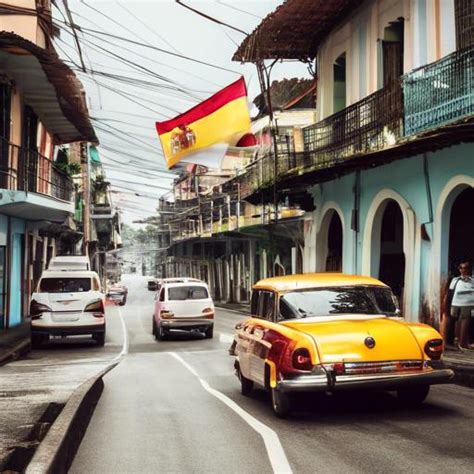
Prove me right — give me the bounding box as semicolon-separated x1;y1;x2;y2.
403;45;474;136
235;82;403;198
0;138;73;202
303;82;403;169
0;139;74;221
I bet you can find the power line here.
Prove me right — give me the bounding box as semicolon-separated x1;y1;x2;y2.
116;1;182;55
62;0;87;71
56;18;241;74
216;1;262;20
175;0;248;36
57;24;204;100
62;8;224;89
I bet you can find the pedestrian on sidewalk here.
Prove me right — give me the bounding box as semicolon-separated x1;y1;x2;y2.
447;261;474;350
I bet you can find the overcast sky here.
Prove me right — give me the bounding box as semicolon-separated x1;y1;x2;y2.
59;1;310;225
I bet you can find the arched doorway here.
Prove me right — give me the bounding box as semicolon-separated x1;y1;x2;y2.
326;212;343;271
316;206;345;272
448;187;474;275
378;200;405;300
363;190;414;317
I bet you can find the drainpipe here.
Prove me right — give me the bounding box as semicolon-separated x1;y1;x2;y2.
422;153;434;231
352;171;361;274
421;152;435;324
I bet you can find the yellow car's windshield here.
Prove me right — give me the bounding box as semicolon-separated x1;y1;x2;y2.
280;286;398;320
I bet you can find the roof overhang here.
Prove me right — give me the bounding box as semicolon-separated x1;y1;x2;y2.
0;32;97;144
0;189;74;221
233;0;364;62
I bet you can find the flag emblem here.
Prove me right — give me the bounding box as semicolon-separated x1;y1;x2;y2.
171;125;197;155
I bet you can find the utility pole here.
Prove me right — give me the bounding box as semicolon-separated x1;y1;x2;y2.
80;142;90;258
256;59;280;276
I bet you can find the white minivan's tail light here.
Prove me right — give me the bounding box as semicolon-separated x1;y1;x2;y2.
160;310;175;319
84;299;105;318
30;300;52;319
202;307;214;319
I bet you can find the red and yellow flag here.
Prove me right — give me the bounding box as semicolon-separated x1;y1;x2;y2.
155;77;251;169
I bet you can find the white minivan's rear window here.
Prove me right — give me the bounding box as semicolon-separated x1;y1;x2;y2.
39;278;91;293
168;286;209;301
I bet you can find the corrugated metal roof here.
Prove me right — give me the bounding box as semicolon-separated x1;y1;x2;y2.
233;0;365;63
0;32;97;144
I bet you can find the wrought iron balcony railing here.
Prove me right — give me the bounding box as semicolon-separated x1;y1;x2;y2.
403;45;474;136
303;81;403;168
0;137;74;202
234;82;403;198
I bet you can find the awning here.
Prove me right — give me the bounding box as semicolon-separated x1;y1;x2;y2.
233;0;364;62
90;145;101;164
0;190;74;222
0;32;97;144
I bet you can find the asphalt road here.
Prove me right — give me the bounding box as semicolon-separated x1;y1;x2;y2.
0;295;124;468
69;274;474;473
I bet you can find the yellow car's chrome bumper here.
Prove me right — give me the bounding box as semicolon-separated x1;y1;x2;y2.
277;368;454;393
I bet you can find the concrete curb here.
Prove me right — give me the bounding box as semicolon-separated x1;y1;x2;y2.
443;359;474;388
215;304;250;315
0;339;31;366
25;361;119;474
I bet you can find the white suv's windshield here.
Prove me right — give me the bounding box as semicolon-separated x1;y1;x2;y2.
168;286;208;301
39;278;92;293
280;286;398;320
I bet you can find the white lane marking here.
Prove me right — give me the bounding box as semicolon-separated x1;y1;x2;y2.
114;306;129;360
170;352;292;474
219;333;234;344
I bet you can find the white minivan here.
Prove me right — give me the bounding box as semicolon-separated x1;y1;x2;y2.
30;269;106;348
152;280;214;340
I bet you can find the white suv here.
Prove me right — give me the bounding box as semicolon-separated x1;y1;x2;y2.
152;280;214;340
30;270;106;348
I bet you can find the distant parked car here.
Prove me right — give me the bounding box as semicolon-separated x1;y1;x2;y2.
148;279;159;291
152;280;214;340
107;283;128;306
30;270;106;348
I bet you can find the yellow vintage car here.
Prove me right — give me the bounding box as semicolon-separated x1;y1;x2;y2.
230;273;454;417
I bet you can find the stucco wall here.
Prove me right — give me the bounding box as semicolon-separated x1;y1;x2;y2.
0;215;7;246
316;0;456;121
305;143;474;322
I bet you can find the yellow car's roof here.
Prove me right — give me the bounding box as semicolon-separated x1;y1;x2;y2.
253;273;387;293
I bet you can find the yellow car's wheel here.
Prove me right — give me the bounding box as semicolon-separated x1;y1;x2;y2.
238;367;253;396
397;385;430;406
271;388;290;418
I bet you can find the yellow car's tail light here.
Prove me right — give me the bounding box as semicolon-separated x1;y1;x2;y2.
424;339;443;360
292;348;313;371
333;362;345;375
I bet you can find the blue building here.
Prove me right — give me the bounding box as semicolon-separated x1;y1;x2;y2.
233;0;474;332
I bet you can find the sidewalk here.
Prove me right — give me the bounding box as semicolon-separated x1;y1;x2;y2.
0;321;31;366
0;306;122;472
443;347;474;388
215;302;250;314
